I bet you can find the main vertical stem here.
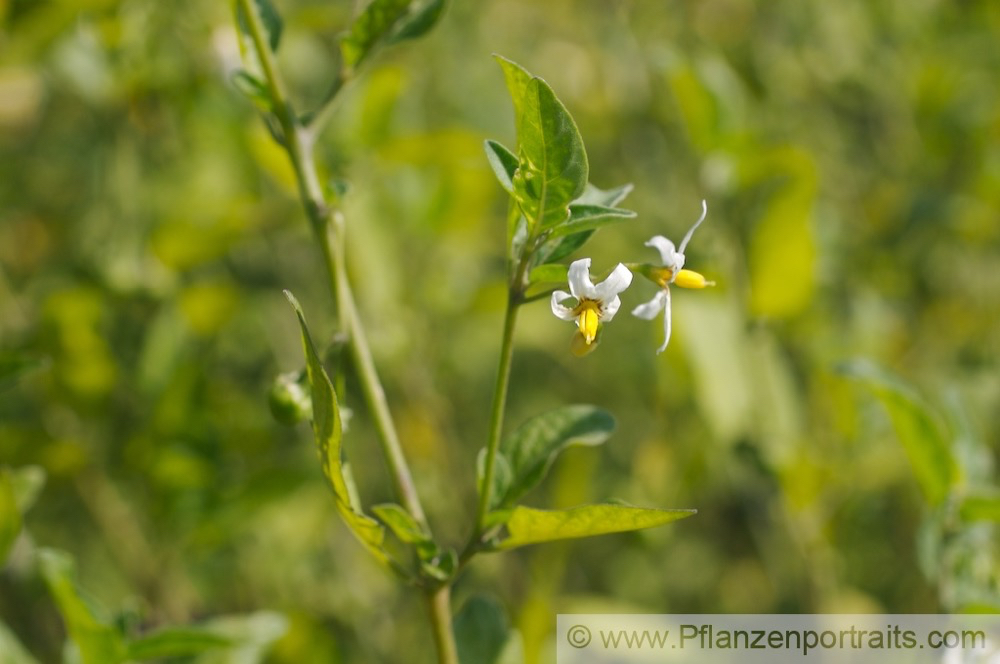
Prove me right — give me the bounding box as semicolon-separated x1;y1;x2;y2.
475;292;521;530
426;585;460;664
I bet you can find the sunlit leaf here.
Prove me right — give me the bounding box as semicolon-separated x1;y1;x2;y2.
284;291;391;568
492;504;695;550
38;548;127;664
235;0;283;52
490;405;615;509
495;56;588;233
484;139;518;194
454;595;509;664
125;628;232;659
842;360;956;505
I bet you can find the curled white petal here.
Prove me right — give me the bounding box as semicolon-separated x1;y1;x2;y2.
677;199;708;255
601;294;623;321
656;287;673;354
566;258;596;300
591;263;633;304
550;290;577;321
645;236;683;271
631;289;668;320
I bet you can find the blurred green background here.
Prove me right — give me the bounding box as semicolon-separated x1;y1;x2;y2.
2;0;999;662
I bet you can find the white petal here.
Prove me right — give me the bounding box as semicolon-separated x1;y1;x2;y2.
601;294;622;321
591;263;633;303
656;287;673;354
677;199;708;255
645;236;682;270
566;258;596;299
550;290;577;321
631;289;668;320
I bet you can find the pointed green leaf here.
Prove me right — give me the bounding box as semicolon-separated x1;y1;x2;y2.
38;549;127;664
0;620;41;664
493;405;614;509
386;0;446;44
236;0;283;52
454;595;509;664
284;291;390;567
493;504;695;550
574;182;633;208
842;360;956;505
340;0;410;69
495;56;588;233
484;140;518;194
125;628;232;659
547;204;636;239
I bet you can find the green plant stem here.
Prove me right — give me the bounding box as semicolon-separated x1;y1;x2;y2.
237;5;457;660
426;586;460;664
474;288;522;531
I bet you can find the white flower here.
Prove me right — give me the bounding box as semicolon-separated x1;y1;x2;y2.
631;200;714;354
551;258;633;353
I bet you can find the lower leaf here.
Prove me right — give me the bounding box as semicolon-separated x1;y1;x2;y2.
490;504;695;550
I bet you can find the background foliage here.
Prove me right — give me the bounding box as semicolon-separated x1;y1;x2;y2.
2;0;999;662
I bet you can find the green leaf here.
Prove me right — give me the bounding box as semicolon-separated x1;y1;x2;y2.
230;70;272;111
484;139;518;194
386;0;447;45
534;183;635;263
284;291;390;568
0;620;41;664
492;405;615;509
493;504;695;550
527;263;568;287
454;595;509;664
125;628;232;660
495;56;588;233
192;612;288;663
340;0;410;69
841;360;956;505
37;549;127;664
372;503;430;544
235;0;283;52
959;491;1000;522
574;182;633;208
547;204;636;239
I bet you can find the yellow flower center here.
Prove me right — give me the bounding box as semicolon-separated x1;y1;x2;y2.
575;300;601;345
